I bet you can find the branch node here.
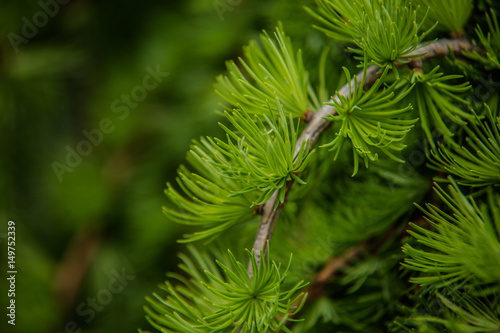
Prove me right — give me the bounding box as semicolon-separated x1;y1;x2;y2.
247;37;479;278
253;205;264;215
302;109;313;123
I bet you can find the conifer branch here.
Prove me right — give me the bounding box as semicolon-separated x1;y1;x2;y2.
306;245;364;301
249;37;479;276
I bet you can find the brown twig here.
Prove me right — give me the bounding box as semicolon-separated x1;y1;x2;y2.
248;38;479;277
306;245;365;301
54;227;102;309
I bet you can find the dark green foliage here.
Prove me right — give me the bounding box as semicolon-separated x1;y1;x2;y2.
2;2;330;333
143;1;500;332
465;9;500;69
411;0;474;33
403;180;500;289
431;106;500;186
406;66;472;149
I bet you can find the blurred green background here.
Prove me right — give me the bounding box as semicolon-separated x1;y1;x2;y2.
0;0;339;332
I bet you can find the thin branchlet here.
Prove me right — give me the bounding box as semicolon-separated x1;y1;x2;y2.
248;37;480;277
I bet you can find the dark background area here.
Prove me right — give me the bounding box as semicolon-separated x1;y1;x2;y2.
0;1;339;332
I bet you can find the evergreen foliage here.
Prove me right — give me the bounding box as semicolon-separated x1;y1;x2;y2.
406;66;472;149
215;26;320;117
163;137;257;242
142;246;307;333
403;180;500;289
410;0;474;33
465;9;500;69
307;0;435;69
322;65;416;175
432;106;500;186
214;100;314;206
142;1;500;332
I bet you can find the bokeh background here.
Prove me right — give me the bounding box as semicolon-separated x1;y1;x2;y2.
0;0;342;332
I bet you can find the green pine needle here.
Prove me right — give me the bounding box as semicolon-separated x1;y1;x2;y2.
431;105;500;186
410;0;474;33
144;246;307;333
321;65;417;176
164;97;315;242
164;138;257;243
410;292;500;332
307;0;436;69
465;9;500;70
407;66;472;149
403;180;500;290
212;97;315;206
215;24;320;118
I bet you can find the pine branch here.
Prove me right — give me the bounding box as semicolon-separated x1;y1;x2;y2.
301;214;415;307
306;245;364;301
249;37;480;277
